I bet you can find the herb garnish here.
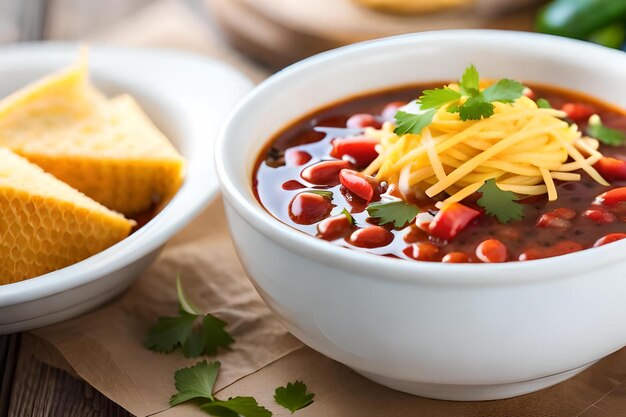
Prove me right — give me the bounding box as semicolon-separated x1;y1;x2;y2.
170;360;272;417
477;179;524;223
341;208;355;225
144;275;234;358
366;200;421;228
307;189;334;199
587;114;626;146
394;65;525;135
274;381;315;413
536;98;552;109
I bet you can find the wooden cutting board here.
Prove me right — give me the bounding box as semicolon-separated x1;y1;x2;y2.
204;0;539;69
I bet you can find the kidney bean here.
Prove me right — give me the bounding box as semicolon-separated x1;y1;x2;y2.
403;242;440;261
536;208;576;229
282;180;305;190
289;192;332;225
339;169;374;202
594;187;626;206
349;226;393;248
584;208;616;224
331;136;379;168
346;113;382;129
301;160;352;185
552;241;584;256
381;101;407;121
594;157;626;181
520;240;584;261
523;87;536;100
593;233;626;247
561;102;594;121
318;214;353;240
476;239;508;263
285;149;312;166
441;252;470;263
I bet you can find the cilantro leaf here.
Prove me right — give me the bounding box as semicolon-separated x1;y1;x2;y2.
341;208;355;225
447;102;460;113
144;276;234;357
274;381;315;413
459;96;494;121
307;190;333;199
482;79;525;103
459;64;480;95
170;360;220;406
202;315;235;356
419;87;461;110
586;114;626;146
366;200;421;228
536;98;552;109
477;179;524;223
144;311;196;353
177;273;201;315
394;109;436;135
201;397;272;417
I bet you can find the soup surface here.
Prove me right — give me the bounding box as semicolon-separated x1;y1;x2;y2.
254;79;626;263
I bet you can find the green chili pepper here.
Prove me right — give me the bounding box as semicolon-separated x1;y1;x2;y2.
536;0;626;40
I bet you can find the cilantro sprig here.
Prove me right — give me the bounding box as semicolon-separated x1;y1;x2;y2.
170;360;272;417
477;179;524;223
366;200;421;228
394;65;525;135
274;381;315;413
586;114;626;147
144;275;234;358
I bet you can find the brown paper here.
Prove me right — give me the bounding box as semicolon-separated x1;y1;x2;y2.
32;197;303;416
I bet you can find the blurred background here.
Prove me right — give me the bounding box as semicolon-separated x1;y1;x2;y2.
0;0;624;74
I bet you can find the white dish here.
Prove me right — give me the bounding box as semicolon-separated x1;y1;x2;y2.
0;43;253;334
216;30;626;400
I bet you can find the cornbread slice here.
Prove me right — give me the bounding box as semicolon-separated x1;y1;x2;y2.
0;148;134;284
0;54;185;215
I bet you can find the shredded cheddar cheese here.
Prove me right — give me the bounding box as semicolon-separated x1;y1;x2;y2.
363;95;608;202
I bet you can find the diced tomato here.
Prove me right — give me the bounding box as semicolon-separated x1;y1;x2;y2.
428;203;481;241
289;192;333;225
593;233;626;247
381;101;406;121
523;87;535;100
331;136;379;168
403;242;440;261
301;160;352;185
476;239;508;263
349;226;393;248
285;149;312;166
339;169;374;202
594;187;626;206
584;208;616;224
561;102;594;121
594;157;626;181
441;252;469;263
318;214;353;240
346;114;381;129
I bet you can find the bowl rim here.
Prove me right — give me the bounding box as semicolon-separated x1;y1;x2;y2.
216;29;626;286
0;42;253;305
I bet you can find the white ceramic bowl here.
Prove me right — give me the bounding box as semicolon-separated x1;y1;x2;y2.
216;30;626;401
0;43;253;334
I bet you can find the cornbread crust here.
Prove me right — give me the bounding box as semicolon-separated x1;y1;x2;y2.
0;148;133;284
